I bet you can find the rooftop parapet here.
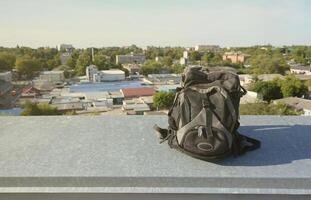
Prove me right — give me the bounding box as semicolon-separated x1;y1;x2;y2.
1;116;311;199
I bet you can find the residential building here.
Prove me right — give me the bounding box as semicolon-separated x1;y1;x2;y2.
33;80;55;93
223;52;250;63
39;71;65;83
121;87;155;99
273;97;311;116
122;64;140;75
122;98;150;115
116;53;146;64
93;70;125;82
50;97;84;112
0;71;12;82
290;65;311;75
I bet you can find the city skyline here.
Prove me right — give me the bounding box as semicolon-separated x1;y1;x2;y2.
0;0;311;48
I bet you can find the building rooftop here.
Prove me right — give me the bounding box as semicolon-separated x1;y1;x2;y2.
121;87;155;98
100;69;125;75
290;65;311;71
69;81;147;93
257;74;285;81
0;115;311;196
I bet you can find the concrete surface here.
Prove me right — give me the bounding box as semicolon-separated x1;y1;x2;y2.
0;115;311;199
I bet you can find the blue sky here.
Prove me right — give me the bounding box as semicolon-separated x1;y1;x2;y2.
0;0;310;48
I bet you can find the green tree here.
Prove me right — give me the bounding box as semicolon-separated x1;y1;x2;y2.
189;51;202;62
153;92;175;110
75;51;92;75
94;53;110;70
15;57;41;79
280;75;307;97
240;102;302;115
21;101;60;116
170;64;184;74
162;56;173;66
248;52;289;75
140;60;163;75
250;80;282;102
0;53;16;71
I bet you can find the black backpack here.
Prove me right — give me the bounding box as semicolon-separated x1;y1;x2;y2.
154;66;260;161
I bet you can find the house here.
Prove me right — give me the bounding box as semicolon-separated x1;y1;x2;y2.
122;64;140;75
33;80;55;94
116;53;146;64
273;97;311;116
122;98;151;115
139;96;153;107
290;65;311;75
223;52;250;63
121;87;155;99
21;85;40;98
50;97;84;112
39;71;65;83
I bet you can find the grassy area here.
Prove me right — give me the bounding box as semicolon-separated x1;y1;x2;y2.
240;102;302;115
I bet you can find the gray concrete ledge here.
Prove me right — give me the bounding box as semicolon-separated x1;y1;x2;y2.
1;115;311;197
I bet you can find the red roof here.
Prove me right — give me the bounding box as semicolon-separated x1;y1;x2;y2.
121;87;155;98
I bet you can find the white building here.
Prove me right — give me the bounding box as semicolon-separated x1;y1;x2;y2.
116;53;146;64
86;65;98;82
183;51;189;59
93;70;125;82
180;57;188;65
0;71;12;82
86;65;125;82
39;71;64;83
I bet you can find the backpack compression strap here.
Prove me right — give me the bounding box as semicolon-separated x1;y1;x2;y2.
234;132;261;155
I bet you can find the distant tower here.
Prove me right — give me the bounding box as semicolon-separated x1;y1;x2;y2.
91;48;95;63
183;51;189;59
